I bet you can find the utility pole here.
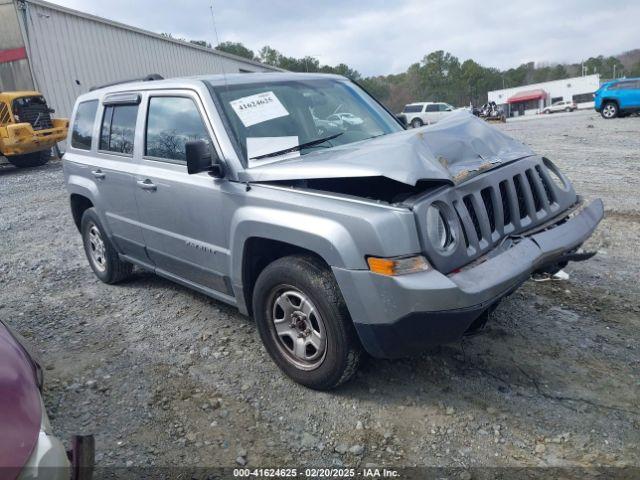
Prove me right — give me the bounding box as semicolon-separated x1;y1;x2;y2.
613;64;616;79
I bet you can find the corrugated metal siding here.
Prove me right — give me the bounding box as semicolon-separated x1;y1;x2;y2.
17;0;278;118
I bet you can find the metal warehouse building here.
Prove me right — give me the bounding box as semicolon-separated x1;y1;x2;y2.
488;74;600;117
0;0;279;119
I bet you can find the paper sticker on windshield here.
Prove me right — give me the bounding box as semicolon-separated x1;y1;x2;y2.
230;91;289;127
247;136;299;168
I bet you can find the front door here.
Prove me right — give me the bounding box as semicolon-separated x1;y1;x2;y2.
133;91;231;297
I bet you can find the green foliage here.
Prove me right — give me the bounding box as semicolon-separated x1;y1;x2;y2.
190;40;212;49
163;36;636;112
215;41;256;61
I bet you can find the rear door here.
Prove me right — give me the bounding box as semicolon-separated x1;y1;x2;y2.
85;94;147;262
424;103;439;123
133;90;231;297
629;80;640;107
614;81;638;109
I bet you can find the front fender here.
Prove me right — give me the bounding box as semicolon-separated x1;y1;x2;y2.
229;206;365;287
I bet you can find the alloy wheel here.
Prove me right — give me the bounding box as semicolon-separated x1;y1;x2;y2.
602;104;616;118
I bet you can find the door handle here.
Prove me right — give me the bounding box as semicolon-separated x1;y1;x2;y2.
91;169;105;179
136;179;157;191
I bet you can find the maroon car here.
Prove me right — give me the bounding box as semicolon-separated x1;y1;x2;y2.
0;320;93;480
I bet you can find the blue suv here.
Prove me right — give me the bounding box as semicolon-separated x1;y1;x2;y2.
594;77;640;119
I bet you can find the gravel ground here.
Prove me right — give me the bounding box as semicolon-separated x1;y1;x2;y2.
0;110;638;472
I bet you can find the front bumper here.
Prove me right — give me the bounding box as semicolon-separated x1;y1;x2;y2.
333;199;604;358
1;120;68;156
17;397;94;480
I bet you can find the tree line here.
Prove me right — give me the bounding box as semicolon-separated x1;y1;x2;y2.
177;37;640;113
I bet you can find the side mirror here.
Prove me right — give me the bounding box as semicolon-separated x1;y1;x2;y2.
48;108;56;114
396;114;407;127
185;140;225;178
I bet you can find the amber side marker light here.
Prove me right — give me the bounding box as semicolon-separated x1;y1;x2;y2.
367;255;430;276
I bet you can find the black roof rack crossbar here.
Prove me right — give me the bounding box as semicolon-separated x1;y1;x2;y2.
89;73;164;91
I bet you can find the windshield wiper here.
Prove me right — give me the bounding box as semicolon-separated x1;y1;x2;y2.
250;132;344;160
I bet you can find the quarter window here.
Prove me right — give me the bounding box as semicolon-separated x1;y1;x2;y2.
71;100;98;150
145;97;211;162
99;105;138;154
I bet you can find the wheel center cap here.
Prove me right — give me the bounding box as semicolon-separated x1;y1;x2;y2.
292;311;307;330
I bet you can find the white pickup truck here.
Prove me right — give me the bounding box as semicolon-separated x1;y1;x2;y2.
399;102;456;128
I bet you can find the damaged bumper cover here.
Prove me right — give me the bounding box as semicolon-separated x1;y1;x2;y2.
333;198;604;358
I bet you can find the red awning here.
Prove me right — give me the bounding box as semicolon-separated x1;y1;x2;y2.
0;47;27;64
507;89;546;104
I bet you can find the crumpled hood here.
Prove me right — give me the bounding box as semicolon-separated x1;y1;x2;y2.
240;111;535;186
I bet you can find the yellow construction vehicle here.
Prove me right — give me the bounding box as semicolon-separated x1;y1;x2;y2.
0;91;68;168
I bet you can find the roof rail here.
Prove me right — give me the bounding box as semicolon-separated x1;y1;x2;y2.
89;73;164;92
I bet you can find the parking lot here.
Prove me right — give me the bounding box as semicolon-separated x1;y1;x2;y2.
1;109;638;469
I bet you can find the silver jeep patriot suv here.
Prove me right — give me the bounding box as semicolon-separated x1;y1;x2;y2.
63;72;603;389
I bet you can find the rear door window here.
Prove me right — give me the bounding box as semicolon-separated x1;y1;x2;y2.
99;105;138;155
71;100;98;150
403;105;422;113
145;96;211;163
425;104;439;112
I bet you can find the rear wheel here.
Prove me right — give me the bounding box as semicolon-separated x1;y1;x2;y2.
410;118;423;128
81;208;133;284
6;149;50;168
601;102;618;119
252;254;361;390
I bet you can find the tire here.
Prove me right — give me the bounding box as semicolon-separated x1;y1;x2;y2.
543;109;550;114
601;102;618;119
6;149;50;168
564;107;572;112
80;208;133;284
252;254;362;390
410;118;423;128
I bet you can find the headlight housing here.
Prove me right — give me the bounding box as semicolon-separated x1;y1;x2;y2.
425;203;455;252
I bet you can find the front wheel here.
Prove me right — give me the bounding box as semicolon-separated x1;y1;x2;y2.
6;149;50;168
252;255;361;390
601;102;618;119
410;118;423;128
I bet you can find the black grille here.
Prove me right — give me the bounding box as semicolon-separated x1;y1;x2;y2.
481;187;495;232
535;165;555;204
513;175;528;219
12;96;53;130
463;195;482;241
499;180;511;226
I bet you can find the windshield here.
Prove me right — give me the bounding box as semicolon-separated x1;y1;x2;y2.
208;78;402;167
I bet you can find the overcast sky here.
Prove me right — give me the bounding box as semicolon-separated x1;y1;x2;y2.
52;0;640;76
